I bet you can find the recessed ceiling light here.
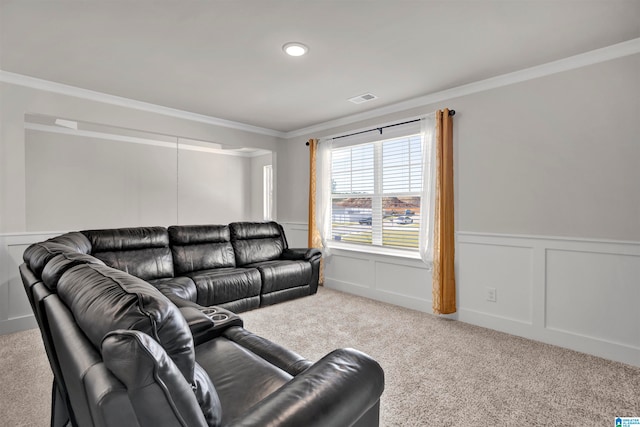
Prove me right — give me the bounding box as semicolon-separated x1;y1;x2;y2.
282;42;309;57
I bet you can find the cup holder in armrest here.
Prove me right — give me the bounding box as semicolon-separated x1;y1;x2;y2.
189;306;243;345
201;308;217;316
209;313;228;322
200;308;229;322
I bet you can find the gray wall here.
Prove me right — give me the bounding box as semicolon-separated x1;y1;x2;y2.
177;148;253;225
26;129;178;230
279;53;640;241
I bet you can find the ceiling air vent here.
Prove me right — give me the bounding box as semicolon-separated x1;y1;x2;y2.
348;93;378;104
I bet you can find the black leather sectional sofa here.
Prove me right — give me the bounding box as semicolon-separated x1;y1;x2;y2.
20;222;385;427
73;222;322;312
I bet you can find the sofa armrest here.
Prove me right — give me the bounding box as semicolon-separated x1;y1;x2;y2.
280;248;321;261
223;326;312;376
231;348;384;427
179;306;215;335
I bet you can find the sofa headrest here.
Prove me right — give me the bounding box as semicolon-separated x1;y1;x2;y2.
168;225;230;245
82;227;170;252
23;242;79;278
229;222;286;266
229;221;283;241
57;263;195;382
49;232;93;254
102;330;220;427
82;227;174;281
23;232;92;277
42;253;105;291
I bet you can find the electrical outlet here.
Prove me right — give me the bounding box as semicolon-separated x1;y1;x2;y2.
486;287;497;302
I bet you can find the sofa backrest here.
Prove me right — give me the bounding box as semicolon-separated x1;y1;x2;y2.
229;222;288;266
82;227;174;281
56;263;195;381
168;225;236;274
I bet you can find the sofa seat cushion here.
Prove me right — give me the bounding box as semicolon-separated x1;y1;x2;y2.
82;227;174;281
195;337;292;425
186;268;261;307
246;260;312;294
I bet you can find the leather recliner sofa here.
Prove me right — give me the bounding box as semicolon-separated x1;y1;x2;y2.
20;227;385;427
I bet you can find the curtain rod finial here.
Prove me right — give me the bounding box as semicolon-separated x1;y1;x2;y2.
448;110;456;116
306;141;310;146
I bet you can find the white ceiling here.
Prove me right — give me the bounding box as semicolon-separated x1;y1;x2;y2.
1;0;639;133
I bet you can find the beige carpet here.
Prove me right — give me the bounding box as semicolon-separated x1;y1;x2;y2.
2;287;639;426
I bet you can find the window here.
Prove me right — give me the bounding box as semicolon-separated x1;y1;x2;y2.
330;133;423;251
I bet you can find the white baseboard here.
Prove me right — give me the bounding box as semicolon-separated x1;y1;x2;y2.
0;315;37;335
457;307;639;368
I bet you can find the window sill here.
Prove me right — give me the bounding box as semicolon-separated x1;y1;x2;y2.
327;241;423;261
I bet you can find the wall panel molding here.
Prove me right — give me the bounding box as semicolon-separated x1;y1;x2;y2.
457;231;640;367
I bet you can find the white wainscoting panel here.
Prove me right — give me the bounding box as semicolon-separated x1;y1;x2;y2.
330;254;375;290
325;249;432;313
545;248;640;348
374;260;431;302
0;231;63;334
457;242;533;325
457;232;640;367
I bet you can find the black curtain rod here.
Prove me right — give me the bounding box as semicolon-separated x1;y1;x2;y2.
332;118;420;140
305;110;455;145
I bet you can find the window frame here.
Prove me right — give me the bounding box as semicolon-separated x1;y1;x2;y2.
328;131;424;257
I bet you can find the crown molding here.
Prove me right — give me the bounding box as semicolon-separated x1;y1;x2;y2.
0;70;286;138
2;37;638;141
284;37;640;139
